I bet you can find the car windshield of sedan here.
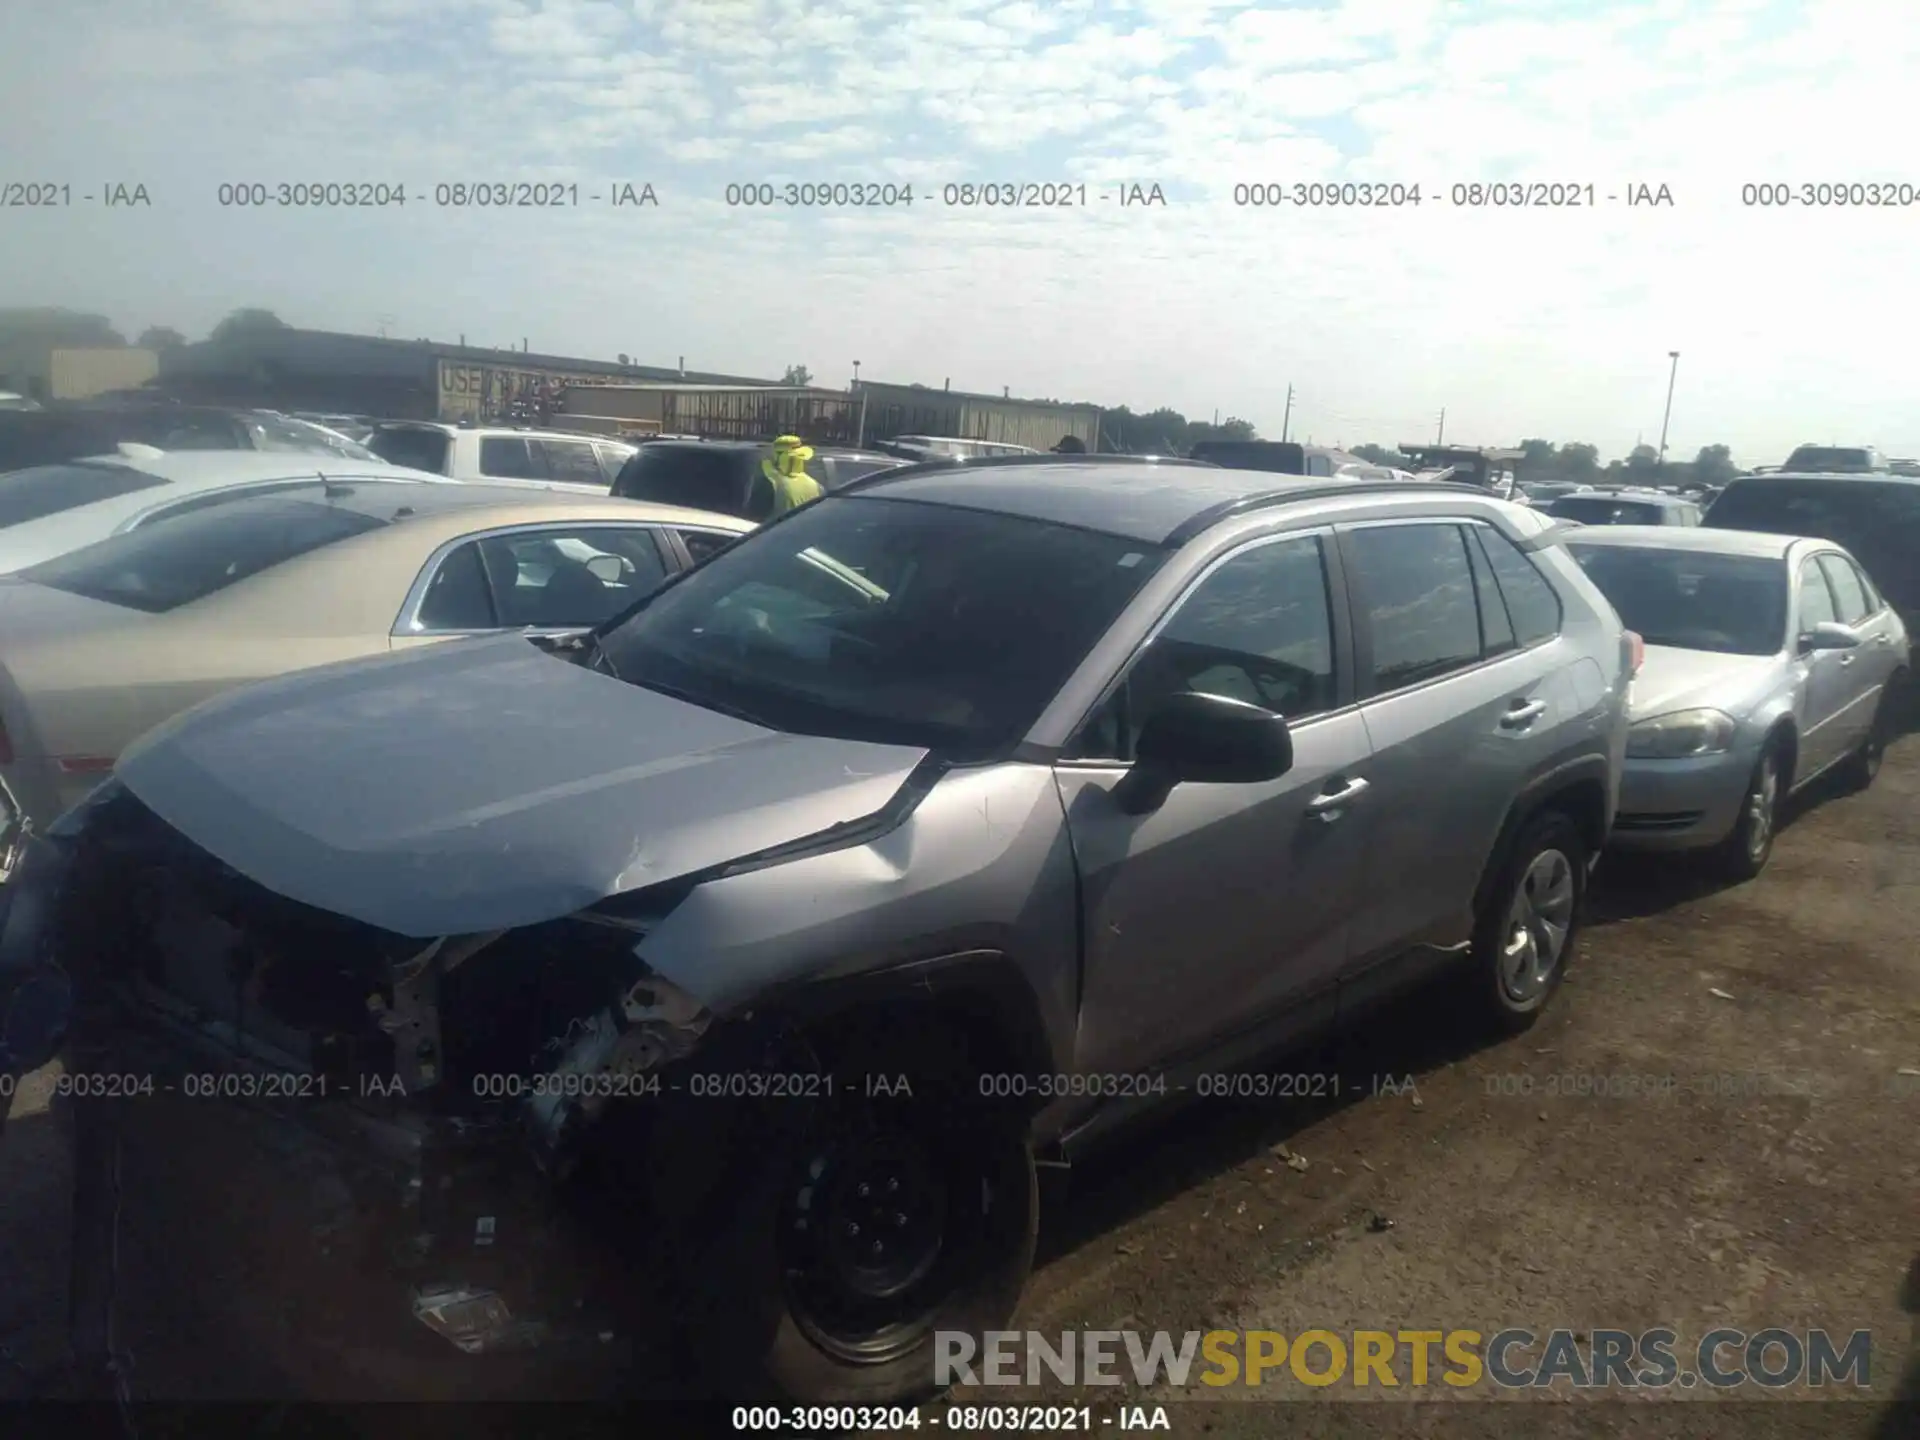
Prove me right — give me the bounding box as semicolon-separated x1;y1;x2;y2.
595;494;1165;758
1567;543;1788;656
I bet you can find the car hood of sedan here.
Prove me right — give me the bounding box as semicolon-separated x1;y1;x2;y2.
114;635;929;937
1629;644;1782;721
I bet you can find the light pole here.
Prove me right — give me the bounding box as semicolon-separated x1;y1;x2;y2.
1657;350;1680;465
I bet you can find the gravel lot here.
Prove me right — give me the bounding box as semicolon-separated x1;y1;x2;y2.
3;741;1917;1437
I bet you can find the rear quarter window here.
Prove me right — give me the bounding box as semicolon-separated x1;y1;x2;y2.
368;428;452;473
19;496;386;612
0;463;170;528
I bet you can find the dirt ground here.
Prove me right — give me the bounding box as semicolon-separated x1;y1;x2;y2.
2;742;1917;1438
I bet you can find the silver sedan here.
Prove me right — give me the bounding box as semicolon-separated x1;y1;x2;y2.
1565;525;1910;878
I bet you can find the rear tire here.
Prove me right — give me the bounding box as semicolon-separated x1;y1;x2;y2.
1842;670;1905;791
653;1021;1038;1407
1707;742;1782;881
1470;810;1586;1036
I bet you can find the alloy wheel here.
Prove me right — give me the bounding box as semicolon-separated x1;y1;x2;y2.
1746;757;1777;863
1499;847;1576;1003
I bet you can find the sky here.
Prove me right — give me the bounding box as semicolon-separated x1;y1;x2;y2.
5;0;1919;464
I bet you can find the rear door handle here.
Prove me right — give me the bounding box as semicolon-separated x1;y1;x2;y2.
1500;699;1548;729
1307;777;1369;816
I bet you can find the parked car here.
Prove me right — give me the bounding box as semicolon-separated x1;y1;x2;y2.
1566;526;1908;878
1779;444;1886;474
1545;489;1703;527
0;392;39;412
15;457;1628;1407
0;479;750;828
609;437;907;519
1703;470;1920;644
877;435;1040;461
364;422;633;489
0;403;388;473
0;450;461;575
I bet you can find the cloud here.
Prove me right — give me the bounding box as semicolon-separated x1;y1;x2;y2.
3;0;1918;460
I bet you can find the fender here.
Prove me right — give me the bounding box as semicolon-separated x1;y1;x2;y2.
1472;754;1614;918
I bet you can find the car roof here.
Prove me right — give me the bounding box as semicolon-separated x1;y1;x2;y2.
1561;524;1799;558
848;455;1446;544
1726;469;1920;487
167;480;752;531
35;450;447;487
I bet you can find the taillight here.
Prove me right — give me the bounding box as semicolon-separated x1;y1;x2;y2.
1625;630;1645;675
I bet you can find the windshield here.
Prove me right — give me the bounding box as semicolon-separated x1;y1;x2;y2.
595;494;1164;758
1783;447;1876;472
0;461;169;526
1548;496;1667;525
368;426;452;472
20;496;387;612
1704;477;1920;609
1567;543;1788;656
248;413;378;459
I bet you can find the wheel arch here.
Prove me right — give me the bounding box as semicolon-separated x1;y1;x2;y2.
1473;758;1611;918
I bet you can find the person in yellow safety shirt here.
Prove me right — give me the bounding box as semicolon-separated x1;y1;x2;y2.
763;435;824;514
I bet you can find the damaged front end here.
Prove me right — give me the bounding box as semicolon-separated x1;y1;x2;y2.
49;781;741;1382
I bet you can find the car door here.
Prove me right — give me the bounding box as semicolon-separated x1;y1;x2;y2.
1816;551;1894;750
1336;518;1576;976
392;523;676;646
1054;529;1372;1076
1792;554;1852;778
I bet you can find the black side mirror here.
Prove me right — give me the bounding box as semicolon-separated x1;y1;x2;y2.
1798;621;1860;654
1112;691;1294;815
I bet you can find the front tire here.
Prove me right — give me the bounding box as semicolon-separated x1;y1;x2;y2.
1471;810;1586;1035
1708;742;1782;881
656;1026;1039;1406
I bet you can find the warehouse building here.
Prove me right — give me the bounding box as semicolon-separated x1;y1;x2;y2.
153;327;777;423
851;379;1101;453
559;381;862;443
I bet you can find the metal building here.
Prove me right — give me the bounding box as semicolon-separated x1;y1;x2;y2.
852;380;1101;453
153;327;777;423
558;382;862;443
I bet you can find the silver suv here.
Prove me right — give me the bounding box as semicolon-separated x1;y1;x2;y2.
5;457;1630;1406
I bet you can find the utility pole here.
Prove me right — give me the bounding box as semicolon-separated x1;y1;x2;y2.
1436;408;1446;444
1657;350;1680;463
1280;384;1293;441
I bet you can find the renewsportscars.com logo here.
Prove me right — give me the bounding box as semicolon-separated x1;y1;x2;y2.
936;1327;1874;1391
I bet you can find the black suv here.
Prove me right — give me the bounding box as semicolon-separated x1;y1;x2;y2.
609;438;906;519
1704;470;1920;639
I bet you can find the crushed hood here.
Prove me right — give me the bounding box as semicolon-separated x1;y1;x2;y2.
114;635;929;937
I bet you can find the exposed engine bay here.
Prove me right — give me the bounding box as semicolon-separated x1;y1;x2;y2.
54;786;735;1359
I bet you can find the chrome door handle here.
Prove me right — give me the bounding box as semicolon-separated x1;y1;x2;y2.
1307;777;1370;815
1500;699;1548;729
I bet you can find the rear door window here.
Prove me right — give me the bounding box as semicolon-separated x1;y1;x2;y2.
478;436;540;479
1474;524;1563;646
1345;523;1483;694
18;497;386;612
475;526;670;627
368;427;452;473
675;527;740;564
412;541;498;630
535;438;607;486
0;463;169;528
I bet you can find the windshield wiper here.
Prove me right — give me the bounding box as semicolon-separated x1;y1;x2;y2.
626;675;770;729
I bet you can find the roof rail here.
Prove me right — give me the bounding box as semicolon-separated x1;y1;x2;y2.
837;451;1217;494
1163;480;1488;547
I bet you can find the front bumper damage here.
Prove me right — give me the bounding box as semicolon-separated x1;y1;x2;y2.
36;784;740;1394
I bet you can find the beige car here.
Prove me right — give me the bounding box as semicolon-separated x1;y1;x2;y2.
0;477;750;826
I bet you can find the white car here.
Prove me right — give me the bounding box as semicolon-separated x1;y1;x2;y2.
0;449;462;575
366;422;634;491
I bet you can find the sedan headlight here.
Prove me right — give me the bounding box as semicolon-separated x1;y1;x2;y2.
1626;707;1738;759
